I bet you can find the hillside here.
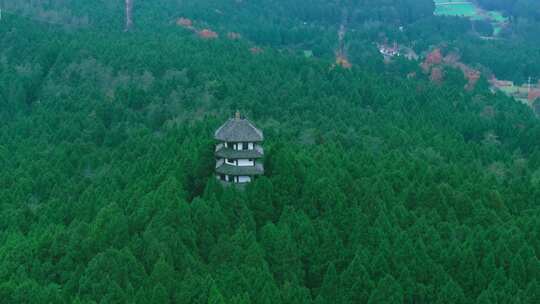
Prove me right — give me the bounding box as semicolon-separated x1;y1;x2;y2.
2;0;540;84
1;3;540;304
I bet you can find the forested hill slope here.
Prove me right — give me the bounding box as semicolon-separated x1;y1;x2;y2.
477;0;540;21
0;0;435;29
0;0;434;58
1;13;540;304
3;0;539;84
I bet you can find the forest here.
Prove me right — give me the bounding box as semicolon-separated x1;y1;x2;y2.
1;1;540;303
1;0;539;83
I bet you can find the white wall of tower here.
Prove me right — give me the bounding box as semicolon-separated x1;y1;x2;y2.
238;176;251;183
237;159;254;166
216;140;262;184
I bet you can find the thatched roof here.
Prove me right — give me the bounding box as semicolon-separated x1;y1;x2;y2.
215;148;264;159
215;112;263;142
216;163;264;176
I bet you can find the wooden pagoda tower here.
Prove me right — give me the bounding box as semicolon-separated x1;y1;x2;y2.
214;111;264;184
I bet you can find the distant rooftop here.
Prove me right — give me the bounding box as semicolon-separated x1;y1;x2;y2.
214;111;263;142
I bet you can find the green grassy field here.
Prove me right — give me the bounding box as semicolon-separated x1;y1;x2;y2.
488;11;507;22
435;3;477;17
434;1;508;35
499;85;519;95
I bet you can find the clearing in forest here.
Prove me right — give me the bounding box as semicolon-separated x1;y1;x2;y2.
434;0;508;35
435;1;477;17
490;79;540;106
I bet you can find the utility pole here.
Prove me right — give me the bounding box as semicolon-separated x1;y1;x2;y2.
125;0;133;31
527;76;534;107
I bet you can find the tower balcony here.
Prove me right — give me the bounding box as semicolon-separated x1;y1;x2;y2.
215;163;264;176
215;145;264;159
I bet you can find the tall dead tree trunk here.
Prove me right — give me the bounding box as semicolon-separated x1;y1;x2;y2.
125;0;133;31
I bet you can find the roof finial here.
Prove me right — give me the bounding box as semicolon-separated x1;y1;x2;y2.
235;110;241;120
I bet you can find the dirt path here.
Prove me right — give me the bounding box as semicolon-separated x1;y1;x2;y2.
335;9;351;68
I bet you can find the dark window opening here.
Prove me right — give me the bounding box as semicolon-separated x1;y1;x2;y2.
243;142;249;150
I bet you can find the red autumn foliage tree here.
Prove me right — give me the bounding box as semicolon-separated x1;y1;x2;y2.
430;67;444;84
198;29;218;39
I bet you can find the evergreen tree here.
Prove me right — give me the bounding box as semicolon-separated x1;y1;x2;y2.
436;279;466;304
151;284;169;304
368;275;403;304
208;284;227;304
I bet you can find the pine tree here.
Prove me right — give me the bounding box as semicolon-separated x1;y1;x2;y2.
319;263;338;301
398;267;416;304
91;203;129;251
340;255;373;304
527;257;540;284
230;293;252;304
208;284;226;304
151;284;169;304
149;256;176;296
509;255;526;286
456;247;477;294
476;290;494;304
247;177;276;227
368;275;403;304
260;223;303;284
436;279;466;304
281;282;312;304
524;280;540;304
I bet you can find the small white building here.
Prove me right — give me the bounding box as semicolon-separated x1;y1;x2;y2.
214;111;264;184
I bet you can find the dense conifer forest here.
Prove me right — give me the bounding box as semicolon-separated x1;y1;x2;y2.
1;1;540;303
